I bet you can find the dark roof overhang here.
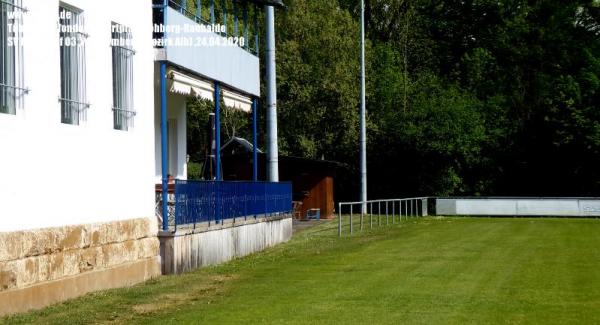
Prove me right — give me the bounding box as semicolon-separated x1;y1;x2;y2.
243;0;284;8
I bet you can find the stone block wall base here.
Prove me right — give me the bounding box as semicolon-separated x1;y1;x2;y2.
0;257;160;316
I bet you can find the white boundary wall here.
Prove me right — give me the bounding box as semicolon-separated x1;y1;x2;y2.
436;198;600;216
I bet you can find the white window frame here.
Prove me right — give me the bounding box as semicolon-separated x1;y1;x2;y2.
0;0;28;115
111;22;136;131
58;2;89;125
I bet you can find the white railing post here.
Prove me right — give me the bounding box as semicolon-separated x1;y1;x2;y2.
338;202;342;237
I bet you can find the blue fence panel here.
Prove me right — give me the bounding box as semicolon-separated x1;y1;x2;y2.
174;180;292;229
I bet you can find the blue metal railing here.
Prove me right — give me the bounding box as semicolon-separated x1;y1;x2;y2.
173;180;292;229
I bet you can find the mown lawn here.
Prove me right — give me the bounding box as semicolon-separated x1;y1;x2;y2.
3;217;600;324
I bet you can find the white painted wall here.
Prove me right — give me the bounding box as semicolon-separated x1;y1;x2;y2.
0;0;156;232
436;198;600;216
164;7;261;97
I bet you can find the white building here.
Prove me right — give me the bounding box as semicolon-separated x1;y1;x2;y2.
0;0;290;316
0;0;160;315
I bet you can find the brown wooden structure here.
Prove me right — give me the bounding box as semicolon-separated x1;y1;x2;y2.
221;138;337;219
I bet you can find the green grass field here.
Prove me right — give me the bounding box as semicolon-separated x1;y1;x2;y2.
4;217;600;324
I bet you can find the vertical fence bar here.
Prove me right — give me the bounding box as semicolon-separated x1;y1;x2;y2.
378;201;381;226
360;203;364;231
369;202;373;229
338;202;342;237
252;98;258;181
392;200;395;224
160;62;168;232
350;204;353;234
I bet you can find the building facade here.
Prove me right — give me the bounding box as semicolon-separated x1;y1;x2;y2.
0;0;290;315
0;0;160;315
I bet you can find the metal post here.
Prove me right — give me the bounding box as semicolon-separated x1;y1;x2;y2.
350;205;353;234
252;98;258;181
265;5;279;182
338;202;342;237
369;202;373;228
359;0;367;214
215;82;222;224
378;201;381;226
215;82;221;181
210;0;215;24
196;0;201;19
360;204;364;231
392;200;395;224
160;62;168;231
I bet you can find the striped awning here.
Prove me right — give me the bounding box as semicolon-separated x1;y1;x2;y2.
222;89;252;113
168;70;214;101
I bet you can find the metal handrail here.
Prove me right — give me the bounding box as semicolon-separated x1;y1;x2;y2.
338;197;430;236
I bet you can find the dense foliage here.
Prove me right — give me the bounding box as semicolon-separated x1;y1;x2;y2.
187;0;600;199
272;0;600;199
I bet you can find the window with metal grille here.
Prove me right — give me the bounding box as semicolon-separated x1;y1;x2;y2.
59;3;88;125
111;22;135;131
1;0;27;115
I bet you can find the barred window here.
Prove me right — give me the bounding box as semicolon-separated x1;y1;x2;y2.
1;0;27;115
59;3;88;125
111;22;135;131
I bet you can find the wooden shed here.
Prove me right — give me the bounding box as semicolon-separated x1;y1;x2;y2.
221;137;337;219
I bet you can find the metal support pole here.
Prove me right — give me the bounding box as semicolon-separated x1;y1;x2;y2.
378;201;381;226
215;82;221;224
265;5;279;182
196;0;201;19
369;202;373;228
160;62;168;231
210;0;215;24
350;205;353;234
360;204;364;231
252;98;258;181
214;82;221;181
338;202;342;237
359;0;367;214
392;200;395;224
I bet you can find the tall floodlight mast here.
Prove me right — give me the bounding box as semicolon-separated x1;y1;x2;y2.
360;0;367;213
265;3;279;182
